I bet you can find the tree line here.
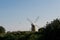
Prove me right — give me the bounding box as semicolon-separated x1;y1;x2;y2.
0;18;60;40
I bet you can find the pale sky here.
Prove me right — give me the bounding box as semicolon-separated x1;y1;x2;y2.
0;0;60;31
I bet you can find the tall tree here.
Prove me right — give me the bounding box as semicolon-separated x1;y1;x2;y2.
45;18;60;40
0;26;5;34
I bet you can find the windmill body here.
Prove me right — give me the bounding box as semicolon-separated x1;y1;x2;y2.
31;23;35;32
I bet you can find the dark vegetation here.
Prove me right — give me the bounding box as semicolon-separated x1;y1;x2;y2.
0;18;60;40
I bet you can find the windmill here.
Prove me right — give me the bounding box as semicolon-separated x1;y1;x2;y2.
27;16;40;32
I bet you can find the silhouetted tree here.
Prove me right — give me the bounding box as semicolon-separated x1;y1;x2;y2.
45;18;60;40
0;26;5;34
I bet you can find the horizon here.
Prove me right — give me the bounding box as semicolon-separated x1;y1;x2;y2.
0;0;60;31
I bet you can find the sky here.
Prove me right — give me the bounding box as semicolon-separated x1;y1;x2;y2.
0;0;60;31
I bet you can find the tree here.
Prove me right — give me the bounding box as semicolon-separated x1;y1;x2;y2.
45;18;60;40
38;28;46;34
38;28;46;40
0;26;5;34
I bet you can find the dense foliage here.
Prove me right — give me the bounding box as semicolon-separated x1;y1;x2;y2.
0;18;60;40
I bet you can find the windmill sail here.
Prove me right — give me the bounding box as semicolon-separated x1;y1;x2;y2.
27;16;40;32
